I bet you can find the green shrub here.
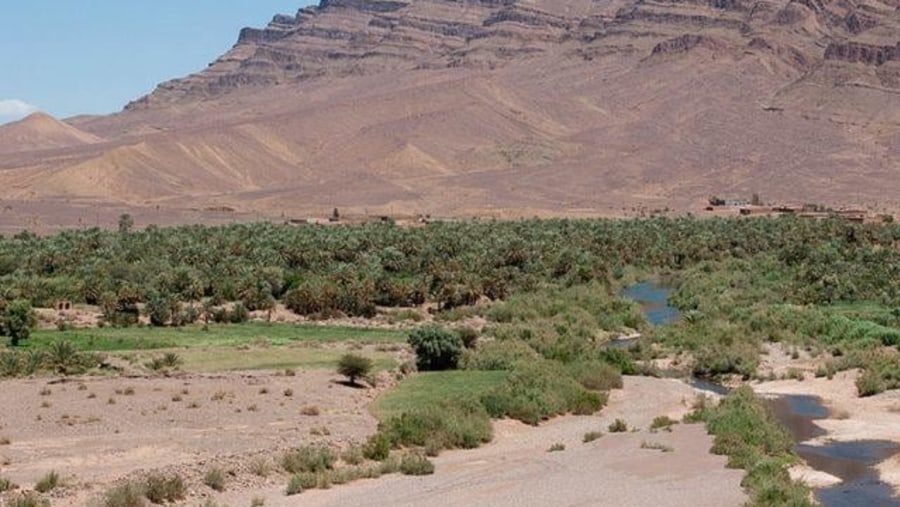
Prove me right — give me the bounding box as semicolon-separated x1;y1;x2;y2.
143;473;185;504
856;369;886;397
566;360;623;390
608;419;628;433
649;415;679;432
381;400;492;451
341;443;365;466
547;442;566;452
285;474;305;496
399;453;435;475
34;470;60;493
460;340;538;371
102;482;146;507
362;432;391;461
337;354;373;385
583;431;603;443
408;326;464;371
481;361;605;425
203;466;226;492
282;445;336;474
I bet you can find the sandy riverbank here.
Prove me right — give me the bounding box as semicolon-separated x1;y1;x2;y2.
754;370;900;495
215;376;747;507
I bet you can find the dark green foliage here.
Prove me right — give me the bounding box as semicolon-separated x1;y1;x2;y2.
2;299;36;346
481;361;606;425
460;339;538;371
337;353;373;385
408;326;464;371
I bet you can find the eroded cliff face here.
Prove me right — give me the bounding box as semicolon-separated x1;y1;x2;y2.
124;0;900;110
2;0;900;220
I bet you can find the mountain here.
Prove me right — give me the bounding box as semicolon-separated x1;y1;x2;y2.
0;112;103;154
2;0;900;226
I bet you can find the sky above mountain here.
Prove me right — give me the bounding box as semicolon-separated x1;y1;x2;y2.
0;1;312;124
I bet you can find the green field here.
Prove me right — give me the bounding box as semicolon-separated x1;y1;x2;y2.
27;322;407;352
371;370;508;420
135;346;398;373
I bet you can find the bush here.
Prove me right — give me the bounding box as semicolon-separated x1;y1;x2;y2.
381;400;493;452
102;482;147;507
481;361;605;425
399;453;435;475
460;340;538;371
583;431;603;443
547;442;566;452
362;432;391;461
608;419;628;433
282;445;335;474
143;474;185;504
203;466;226;492
408;326;464;371
567;360;623;390
34;470;60;493
649;415;679;432
2;299;36;347
337;354;373;385
285;474;306;496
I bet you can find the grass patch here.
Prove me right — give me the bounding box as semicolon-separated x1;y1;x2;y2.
372;370;508;420
29;322;406;352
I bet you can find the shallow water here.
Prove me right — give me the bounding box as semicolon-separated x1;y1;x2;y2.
767;394;900;506
620;281;680;326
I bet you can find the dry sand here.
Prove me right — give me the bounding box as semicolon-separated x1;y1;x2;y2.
214;376;747;507
0;372;750;506
0;370;380;506
753;370;900;495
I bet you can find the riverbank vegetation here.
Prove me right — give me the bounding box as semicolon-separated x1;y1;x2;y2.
2;216;899;504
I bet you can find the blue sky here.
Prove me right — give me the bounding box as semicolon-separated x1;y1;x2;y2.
0;1;313;124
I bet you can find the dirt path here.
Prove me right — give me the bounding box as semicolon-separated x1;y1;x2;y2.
215;376;747;507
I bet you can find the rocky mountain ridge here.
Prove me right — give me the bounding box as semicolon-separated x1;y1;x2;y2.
0;0;898;228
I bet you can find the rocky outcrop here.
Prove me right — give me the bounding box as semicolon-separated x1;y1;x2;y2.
824;41;900;65
650;34;729;55
124;0;900;110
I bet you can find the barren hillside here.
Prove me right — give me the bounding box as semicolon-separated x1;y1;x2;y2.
1;0;898;225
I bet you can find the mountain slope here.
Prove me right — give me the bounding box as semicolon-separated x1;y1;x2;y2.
0;112;104;155
2;0;900;222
